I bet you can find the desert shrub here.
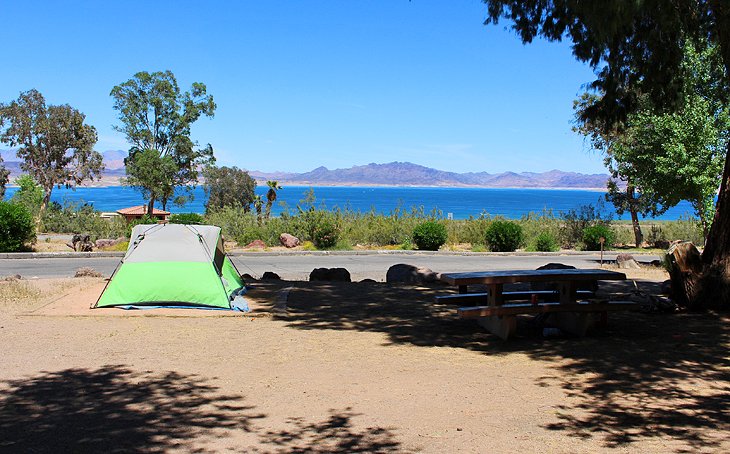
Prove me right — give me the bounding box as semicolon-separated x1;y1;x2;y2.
447;212;492;245
9;174;44;218
559;200;613;248
312;217;339;249
611;223;635;247
518;210;561;249
0;202;36;252
532;231;559;252
485;220;524;252
661;215;705;245
412;221;447;251
169;212;204;224
582;224;615;250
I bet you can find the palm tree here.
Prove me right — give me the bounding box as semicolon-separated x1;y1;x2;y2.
253;194;263;225
265;180;282;220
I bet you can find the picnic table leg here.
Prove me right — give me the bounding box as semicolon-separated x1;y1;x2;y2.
558;281;577;305
487;283;504;306
478;315;517;340
458;285;468;294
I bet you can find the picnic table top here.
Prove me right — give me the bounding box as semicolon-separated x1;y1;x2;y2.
440;268;627;285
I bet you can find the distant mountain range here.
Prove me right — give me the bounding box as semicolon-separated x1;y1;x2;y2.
1;149;610;189
248;162;610;189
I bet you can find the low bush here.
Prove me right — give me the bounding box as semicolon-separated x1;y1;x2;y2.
412;221;448;251
0;202;36;252
582;224;615;250
169;213;205;224
532;231;559;252
312;217;339;249
485;220;523;252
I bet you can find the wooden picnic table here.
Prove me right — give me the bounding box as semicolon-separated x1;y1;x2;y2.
438;268;634;339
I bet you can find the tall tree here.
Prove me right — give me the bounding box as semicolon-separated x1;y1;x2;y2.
483;0;730;309
202;165;257;214
110;70;216;215
0;89;102;221
265;180;282;220
574;42;729;245
574;93;666;247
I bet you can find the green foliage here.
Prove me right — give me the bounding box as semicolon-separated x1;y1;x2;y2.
0;156;9;199
0;201;36;252
0;89;102;219
485;219;524;252
265;181;282;220
9;174;44;217
559;201;613;248
312;217;339;249
582;225;615;251
202;165;256;214
40;201;130;240
412;221;447;251
169;212;205;225
532;231;559;252
111;70;215;212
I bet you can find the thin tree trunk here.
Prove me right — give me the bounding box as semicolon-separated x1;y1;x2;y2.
630;209;643;248
36;189;52;232
147;194;156;219
626;184;643;247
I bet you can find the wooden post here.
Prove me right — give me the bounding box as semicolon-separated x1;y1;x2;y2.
599;236;605;267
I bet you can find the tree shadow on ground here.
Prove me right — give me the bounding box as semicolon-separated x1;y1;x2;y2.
260;407;400;453
0;365;401;453
0;365;265;453
281;280;730;450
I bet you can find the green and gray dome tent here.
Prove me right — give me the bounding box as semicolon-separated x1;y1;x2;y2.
95;224;246;310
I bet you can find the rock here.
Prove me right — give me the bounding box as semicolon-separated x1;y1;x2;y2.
1;274;22;282
654;240;670;249
261;271;281;280
650;259;663;267
95;237;125;249
531;263;597;292
660;279;672;295
309;267;351;282
616;253;641;269
360;278;377;283
245;239;267;249
386;264;439;285
74;267;103;278
279;233;300;248
241;273;255;281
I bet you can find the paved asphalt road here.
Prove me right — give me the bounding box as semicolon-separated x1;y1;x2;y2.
0;252;661;281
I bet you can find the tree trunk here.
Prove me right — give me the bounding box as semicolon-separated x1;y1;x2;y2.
630;208;643;248
147;194;156;219
672;141;730;310
670;3;730;310
36;189;52;232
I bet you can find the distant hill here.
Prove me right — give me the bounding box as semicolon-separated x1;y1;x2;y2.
249;162;610;189
1;150;610;189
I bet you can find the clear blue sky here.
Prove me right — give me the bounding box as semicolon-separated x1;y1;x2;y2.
1;1;603;174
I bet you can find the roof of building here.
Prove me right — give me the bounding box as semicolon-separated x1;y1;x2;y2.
116;205;171;216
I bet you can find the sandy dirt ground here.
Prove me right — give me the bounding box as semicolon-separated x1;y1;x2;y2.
0;269;728;453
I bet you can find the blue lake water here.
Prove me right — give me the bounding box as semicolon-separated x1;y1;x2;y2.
3;185;696;220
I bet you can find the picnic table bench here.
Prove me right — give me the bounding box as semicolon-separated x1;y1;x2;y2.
438;269;636;339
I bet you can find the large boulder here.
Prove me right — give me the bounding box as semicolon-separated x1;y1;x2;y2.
309;267;351;282
262;271;281;280
279;233;300;248
531;263;598;292
386;264;439;285
616;253;641;269
245;239;267;249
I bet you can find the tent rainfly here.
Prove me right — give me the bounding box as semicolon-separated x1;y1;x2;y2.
95;224;246;310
